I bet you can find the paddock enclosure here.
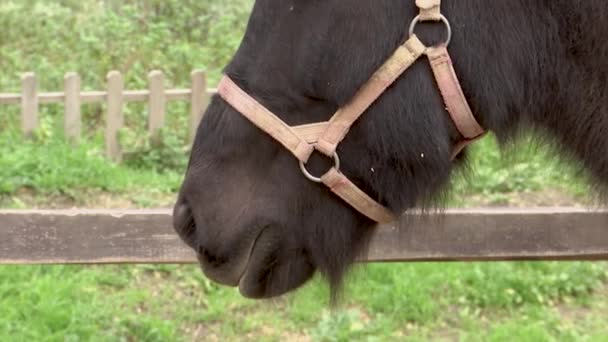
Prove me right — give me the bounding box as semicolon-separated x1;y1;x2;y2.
0;70;212;162
1;72;608;265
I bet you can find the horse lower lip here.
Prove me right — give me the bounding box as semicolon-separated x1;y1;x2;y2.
237;228;279;297
238;239;316;299
198;252;242;287
199;225;270;288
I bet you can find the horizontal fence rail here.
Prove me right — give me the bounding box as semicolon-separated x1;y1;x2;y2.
1;208;607;265
0;71;217;161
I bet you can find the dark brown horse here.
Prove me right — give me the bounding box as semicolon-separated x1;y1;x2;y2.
173;0;608;299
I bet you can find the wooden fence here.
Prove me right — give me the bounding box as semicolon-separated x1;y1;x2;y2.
1;73;608;266
1;208;607;264
0;70;213;162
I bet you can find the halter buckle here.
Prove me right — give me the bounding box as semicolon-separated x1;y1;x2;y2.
408;13;452;47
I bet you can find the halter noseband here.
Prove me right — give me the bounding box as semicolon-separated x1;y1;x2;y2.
217;0;485;223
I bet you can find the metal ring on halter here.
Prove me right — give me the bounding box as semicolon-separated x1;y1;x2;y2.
299;152;340;183
408;14;452;46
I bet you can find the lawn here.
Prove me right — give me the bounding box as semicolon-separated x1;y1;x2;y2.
1;262;606;341
1;130;607;341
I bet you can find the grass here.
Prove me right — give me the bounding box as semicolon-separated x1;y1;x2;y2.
0;129;183;208
1;130;607;340
0;262;606;341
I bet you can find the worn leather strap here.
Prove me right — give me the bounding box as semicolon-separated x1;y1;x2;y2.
217;76;314;163
315;35;427;156
416;0;441;21
425;45;486;158
292;122;329;143
321;168;396;223
426;46;484;140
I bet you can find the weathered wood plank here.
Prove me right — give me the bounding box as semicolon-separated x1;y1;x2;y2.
189;70;208;144
39;92;65;104
0;93;21;104
166;89;191;100
2;90;204;105
64;72;81;141
0;208;606;265
21;72;39;137
2;72;218;108
0;210;188;264
81;91;107;103
105;71;124;162
148;70;166;144
123;90;148;102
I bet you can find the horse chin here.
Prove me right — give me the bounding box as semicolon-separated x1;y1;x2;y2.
238;229;315;299
196;224;270;288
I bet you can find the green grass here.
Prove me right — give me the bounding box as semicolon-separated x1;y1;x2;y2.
0;130;184;208
0;262;606;341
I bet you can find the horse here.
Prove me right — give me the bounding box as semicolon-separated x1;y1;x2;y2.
172;0;608;299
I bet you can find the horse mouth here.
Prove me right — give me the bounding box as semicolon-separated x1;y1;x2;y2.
196;225;269;288
196;224;315;299
238;230;315;299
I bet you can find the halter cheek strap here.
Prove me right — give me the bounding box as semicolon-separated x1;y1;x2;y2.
216;1;485;224
426;45;487;158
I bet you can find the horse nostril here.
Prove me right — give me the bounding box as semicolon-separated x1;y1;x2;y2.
198;245;227;268
172;201;196;240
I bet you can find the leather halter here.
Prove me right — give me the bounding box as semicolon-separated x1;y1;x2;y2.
217;0;485;224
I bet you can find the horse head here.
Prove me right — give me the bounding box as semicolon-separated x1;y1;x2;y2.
173;0;608;299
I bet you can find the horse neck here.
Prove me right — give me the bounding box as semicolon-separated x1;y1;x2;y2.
452;0;608;191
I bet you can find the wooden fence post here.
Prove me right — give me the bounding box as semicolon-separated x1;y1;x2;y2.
148;70;166;145
64;72;81;142
189;70;208;145
105;71;124;162
21;72;39;138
